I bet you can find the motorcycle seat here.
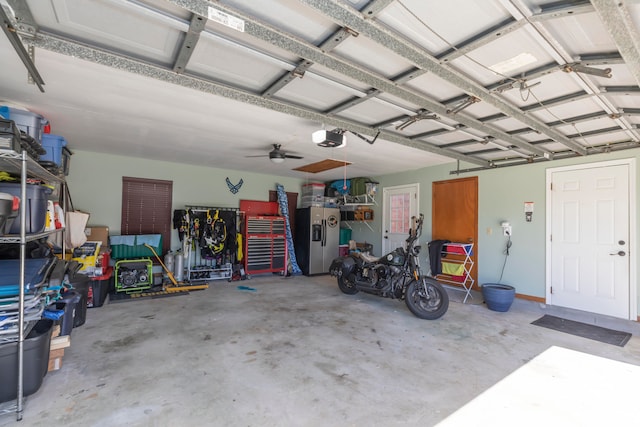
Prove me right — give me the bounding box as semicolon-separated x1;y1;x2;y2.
356;251;380;263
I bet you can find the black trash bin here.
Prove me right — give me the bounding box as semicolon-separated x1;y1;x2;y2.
55;291;82;336
0;319;53;403
66;272;90;327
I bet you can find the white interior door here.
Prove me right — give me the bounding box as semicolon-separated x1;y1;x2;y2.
382;184;419;255
547;161;634;319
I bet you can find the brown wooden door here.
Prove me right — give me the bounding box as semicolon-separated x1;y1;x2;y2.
432;177;478;288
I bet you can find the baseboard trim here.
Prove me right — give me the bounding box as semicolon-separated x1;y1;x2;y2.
515;293;545;303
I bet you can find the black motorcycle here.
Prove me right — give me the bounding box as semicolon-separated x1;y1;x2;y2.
329;214;449;320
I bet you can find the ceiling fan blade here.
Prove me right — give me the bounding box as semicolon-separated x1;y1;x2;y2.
246;143;303;161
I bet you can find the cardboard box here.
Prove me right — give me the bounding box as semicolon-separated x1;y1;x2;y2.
85;226;109;248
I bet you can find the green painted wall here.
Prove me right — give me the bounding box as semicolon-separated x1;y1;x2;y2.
349;148;640;304
67;147;640;308
66;150;305;251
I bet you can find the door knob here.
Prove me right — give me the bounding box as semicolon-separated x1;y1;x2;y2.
609;251;626;256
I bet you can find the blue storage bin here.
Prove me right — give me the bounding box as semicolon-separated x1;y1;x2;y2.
0;106;48;143
41;134;67;166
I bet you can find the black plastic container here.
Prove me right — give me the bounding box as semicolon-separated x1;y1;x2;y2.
87;267;112;308
0;118;21;152
55;291;81;336
0;319;53;403
0;192;18;235
0;183;51;234
66;274;89;326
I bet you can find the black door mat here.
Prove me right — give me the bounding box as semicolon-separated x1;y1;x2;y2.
109;289;189;303
531;315;632;347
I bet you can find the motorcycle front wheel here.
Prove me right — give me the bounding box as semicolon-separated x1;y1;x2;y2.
405;277;449;320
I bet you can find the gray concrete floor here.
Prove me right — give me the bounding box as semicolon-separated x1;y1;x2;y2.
2;274;640;426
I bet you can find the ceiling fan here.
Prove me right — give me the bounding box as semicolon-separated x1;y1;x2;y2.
247;144;304;164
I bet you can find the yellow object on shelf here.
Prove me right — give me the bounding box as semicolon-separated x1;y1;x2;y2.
71;241;101;270
441;261;465;276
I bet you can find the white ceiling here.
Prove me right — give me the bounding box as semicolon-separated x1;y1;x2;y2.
1;0;639;180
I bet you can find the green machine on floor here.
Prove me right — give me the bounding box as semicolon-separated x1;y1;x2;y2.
114;259;153;293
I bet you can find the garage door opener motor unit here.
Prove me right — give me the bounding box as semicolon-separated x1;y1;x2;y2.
115;259;152;293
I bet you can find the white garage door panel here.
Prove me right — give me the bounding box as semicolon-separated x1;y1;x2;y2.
46;0;184;62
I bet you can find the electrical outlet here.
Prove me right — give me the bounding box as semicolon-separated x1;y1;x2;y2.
503;226;512;236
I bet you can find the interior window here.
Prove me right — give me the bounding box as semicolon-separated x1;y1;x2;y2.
121;177;173;254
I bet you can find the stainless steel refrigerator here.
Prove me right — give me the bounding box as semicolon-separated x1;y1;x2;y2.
294;207;340;276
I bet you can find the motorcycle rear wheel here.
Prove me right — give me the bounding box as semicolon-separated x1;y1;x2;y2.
405;277;448;320
337;274;359;295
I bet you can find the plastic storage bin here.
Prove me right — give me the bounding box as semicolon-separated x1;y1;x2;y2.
0;192;19;235
339;228;352;245
87;267;112;308
301;183;325;198
0;319;53;403
301;195;323;208
0;106;48;143
0;117;21;152
0;182;51;234
109;234;162;259
40;134;67;166
54;291;82;336
61;146;72;175
67;274;89;327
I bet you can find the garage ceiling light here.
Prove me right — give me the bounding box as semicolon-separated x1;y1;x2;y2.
489;52;538;74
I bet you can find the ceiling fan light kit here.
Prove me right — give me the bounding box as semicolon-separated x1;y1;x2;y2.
247;143;303;163
312;130;346;148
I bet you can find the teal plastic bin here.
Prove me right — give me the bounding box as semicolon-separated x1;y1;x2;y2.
339;228;352;245
109;234;162;259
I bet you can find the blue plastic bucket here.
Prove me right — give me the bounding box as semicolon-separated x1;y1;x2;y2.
481;283;516;312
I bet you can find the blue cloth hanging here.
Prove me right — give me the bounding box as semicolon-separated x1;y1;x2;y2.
276;183;302;275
